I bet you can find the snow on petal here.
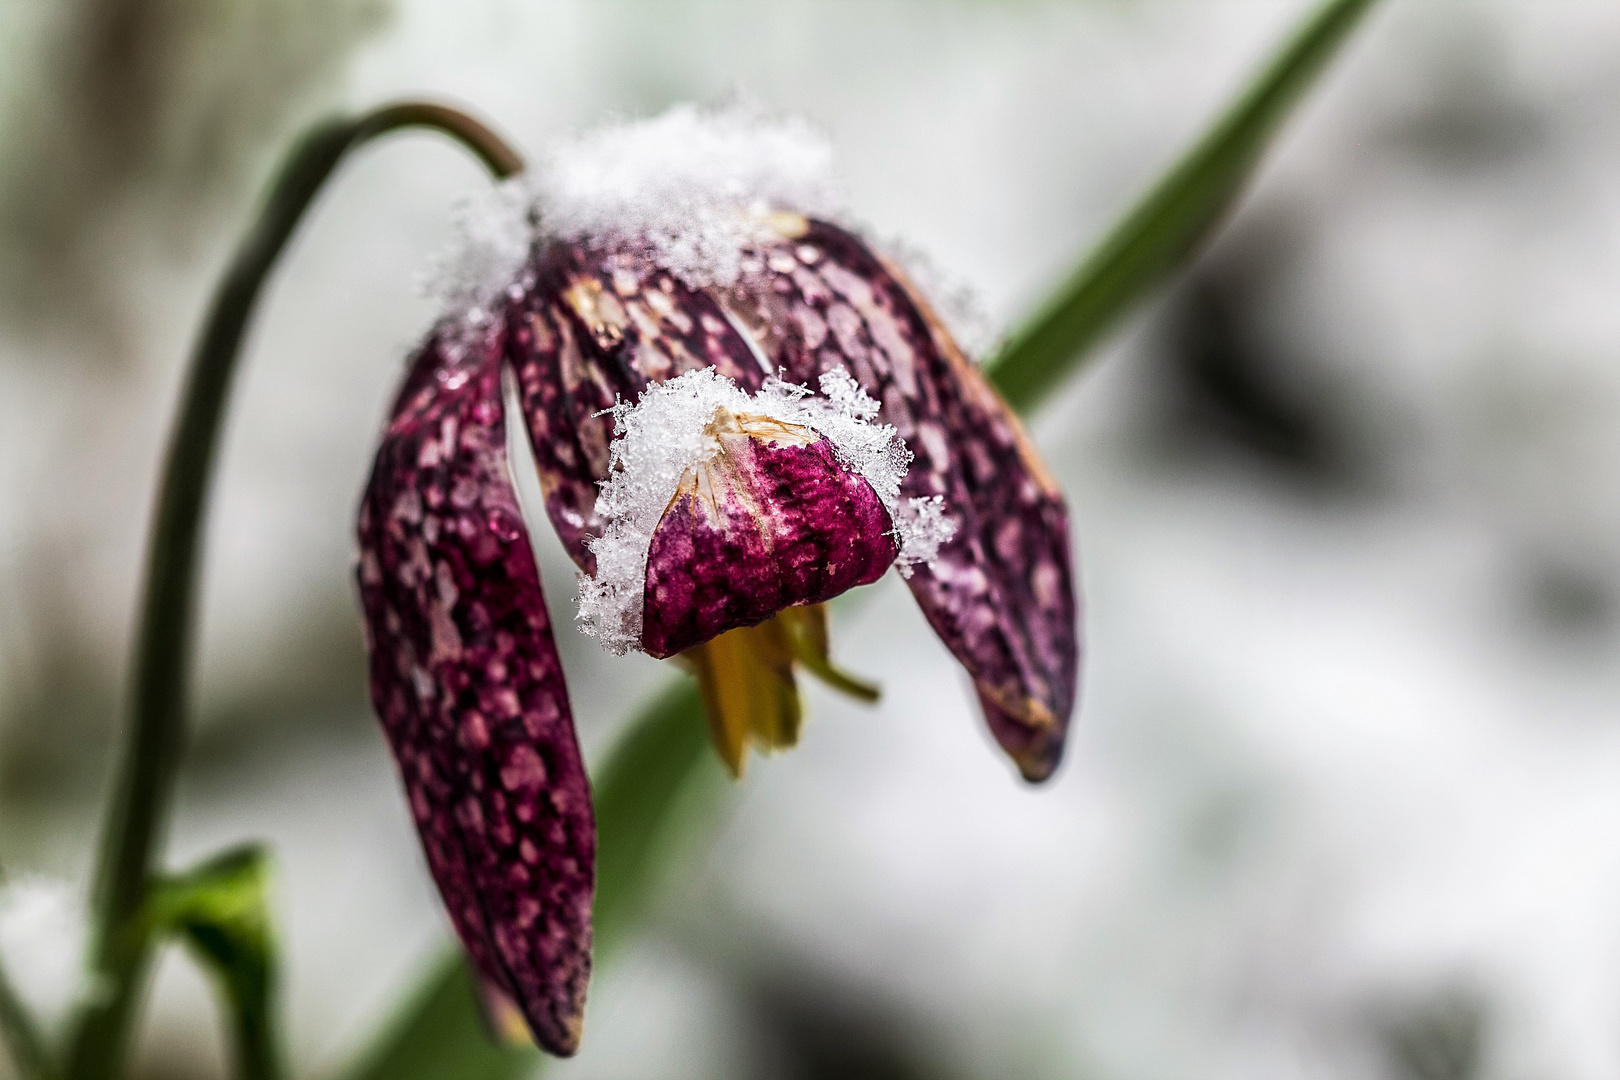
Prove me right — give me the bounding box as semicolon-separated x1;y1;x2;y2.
535;101;839;288
578;367;917;655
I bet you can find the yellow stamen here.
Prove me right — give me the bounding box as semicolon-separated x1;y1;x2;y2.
681;605;881;777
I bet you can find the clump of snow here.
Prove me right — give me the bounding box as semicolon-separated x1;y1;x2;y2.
0;876;89;1036
579;367;949;653
801;369;910;505
421;177;535;356
534;102;840;288
422;100;990;371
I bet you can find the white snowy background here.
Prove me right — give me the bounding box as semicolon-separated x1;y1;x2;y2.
4;2;1620;1078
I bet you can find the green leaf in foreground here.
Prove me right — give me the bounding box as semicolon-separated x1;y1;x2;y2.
337;683;715;1080
149;846;281;1080
338;0;1379;1074
984;0;1381;413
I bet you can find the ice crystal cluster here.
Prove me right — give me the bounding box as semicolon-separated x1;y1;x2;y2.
422;176;536;346
578;368;953;654
426;101;840;320
535;102;840;287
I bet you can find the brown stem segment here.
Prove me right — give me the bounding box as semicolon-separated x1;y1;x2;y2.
65;102;522;1080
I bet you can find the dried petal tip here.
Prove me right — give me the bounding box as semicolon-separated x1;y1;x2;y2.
579;368;931;658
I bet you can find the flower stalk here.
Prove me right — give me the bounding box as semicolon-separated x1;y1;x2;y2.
66;103;523;1080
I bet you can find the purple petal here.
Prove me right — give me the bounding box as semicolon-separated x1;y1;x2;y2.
356;327;594;1055
641;419;896;659
730;222;1081;781
506;243;774;573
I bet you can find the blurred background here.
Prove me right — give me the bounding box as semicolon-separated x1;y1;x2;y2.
3;1;1619;1077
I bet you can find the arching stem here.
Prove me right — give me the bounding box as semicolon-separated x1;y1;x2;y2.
65;102;522;1080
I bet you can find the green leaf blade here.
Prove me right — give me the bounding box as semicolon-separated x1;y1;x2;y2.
591;682;715;954
985;0;1380;411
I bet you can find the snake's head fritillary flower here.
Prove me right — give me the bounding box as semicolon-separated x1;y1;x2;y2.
356;102;1080;1056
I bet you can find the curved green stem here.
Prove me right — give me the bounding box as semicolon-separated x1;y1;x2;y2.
65;102;522;1080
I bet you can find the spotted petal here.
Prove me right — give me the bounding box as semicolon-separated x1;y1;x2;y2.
641;408;896;658
729;222;1081;781
507;244;773;573
356;327;594;1055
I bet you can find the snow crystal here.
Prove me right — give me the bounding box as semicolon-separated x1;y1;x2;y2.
892;493;958;578
534;101;840;288
0;877;88;1036
578;367;939;653
420;176;536;355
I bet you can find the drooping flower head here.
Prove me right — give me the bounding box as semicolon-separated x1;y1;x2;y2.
356;102;1079;1057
